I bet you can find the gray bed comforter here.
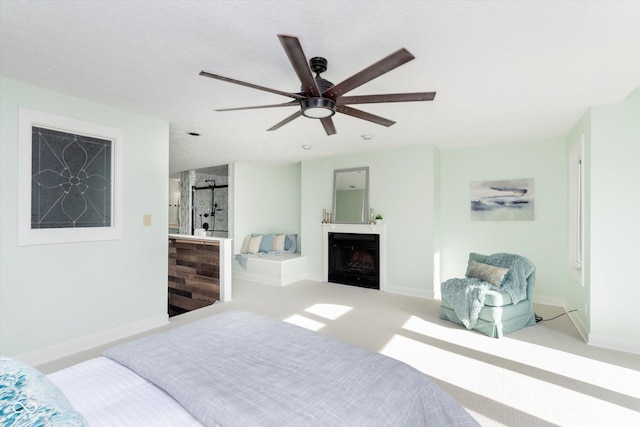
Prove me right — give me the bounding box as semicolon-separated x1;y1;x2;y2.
103;310;478;427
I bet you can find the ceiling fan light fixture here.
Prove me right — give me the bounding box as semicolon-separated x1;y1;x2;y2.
201;35;436;135
301;97;336;119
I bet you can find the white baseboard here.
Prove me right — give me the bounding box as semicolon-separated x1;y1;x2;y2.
532;295;565;307
588;333;640;355
531;295;590;344
15;314;169;367
567;308;589;343
305;273;324;282
534;297;639;354
384;283;434;299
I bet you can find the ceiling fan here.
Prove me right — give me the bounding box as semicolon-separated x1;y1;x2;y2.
199;34;436;135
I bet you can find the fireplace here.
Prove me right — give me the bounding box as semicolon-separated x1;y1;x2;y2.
328;232;379;289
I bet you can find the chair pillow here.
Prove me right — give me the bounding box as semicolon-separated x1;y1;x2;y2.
466;260;509;287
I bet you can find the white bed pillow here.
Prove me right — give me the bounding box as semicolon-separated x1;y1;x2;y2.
48;357;203;427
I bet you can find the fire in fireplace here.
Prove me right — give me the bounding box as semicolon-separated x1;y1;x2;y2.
328;232;379;289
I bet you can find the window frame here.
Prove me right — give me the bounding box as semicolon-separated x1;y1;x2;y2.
568;134;585;285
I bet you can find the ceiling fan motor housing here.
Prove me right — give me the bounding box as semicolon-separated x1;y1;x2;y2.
301;56;335;117
309;57;328;74
308;57;334;93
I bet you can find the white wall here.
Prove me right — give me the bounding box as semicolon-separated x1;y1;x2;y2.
0;77;169;359
301;144;438;297
588;88;640;353
439;137;569;303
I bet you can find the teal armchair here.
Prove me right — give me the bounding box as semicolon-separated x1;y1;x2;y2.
440;252;536;338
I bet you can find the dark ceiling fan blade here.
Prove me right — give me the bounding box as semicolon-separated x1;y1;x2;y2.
320;117;337;135
215;101;300;112
323;48;415;99
337;92;436;105
199;71;305;100
267;110;303;131
336;105;395;127
277;34;321;96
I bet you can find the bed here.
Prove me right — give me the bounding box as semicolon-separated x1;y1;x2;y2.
8;310;478;426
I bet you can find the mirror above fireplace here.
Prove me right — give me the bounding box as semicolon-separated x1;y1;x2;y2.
332;167;369;224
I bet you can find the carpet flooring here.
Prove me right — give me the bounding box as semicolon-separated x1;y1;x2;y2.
39;278;640;426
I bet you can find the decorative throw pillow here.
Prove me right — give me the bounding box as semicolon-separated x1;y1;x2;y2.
248;235;262;254
0;357;88;426
240;235;252;254
259;233;274;253
466;260;509;287
273;234;286;251
284;234;297;252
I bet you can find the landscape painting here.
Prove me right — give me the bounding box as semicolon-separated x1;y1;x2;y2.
470;178;534;221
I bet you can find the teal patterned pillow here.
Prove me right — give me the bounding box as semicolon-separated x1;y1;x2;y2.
0;357;88;426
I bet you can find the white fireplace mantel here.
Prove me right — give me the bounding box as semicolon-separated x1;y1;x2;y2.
321;223;386;291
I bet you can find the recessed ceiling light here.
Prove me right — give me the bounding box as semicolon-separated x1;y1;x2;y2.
301;145;313;150
188;132;200;136
360;134;373;140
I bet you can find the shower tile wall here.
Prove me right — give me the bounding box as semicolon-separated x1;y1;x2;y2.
178;170;194;235
177;166;229;238
194;172;229;237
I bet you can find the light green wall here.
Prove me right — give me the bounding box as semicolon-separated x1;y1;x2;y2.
301;144;437;297
231;162;301;255
227;89;640;353
589;88;640;349
0;77;169;357
439;138;569;302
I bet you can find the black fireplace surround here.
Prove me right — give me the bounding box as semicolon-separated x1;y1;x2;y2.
328;232;380;289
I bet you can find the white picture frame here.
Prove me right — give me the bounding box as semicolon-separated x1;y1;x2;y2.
18;108;124;245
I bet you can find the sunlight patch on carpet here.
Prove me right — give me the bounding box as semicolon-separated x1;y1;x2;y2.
283;314;325;331
304;303;353;320
380;333;640;426
402;315;640;399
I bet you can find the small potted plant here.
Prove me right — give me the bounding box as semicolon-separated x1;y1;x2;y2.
375;214;383;225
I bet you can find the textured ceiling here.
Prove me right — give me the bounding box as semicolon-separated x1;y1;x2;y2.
1;1;639;176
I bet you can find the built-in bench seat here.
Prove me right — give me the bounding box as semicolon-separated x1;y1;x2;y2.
233;253;306;286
